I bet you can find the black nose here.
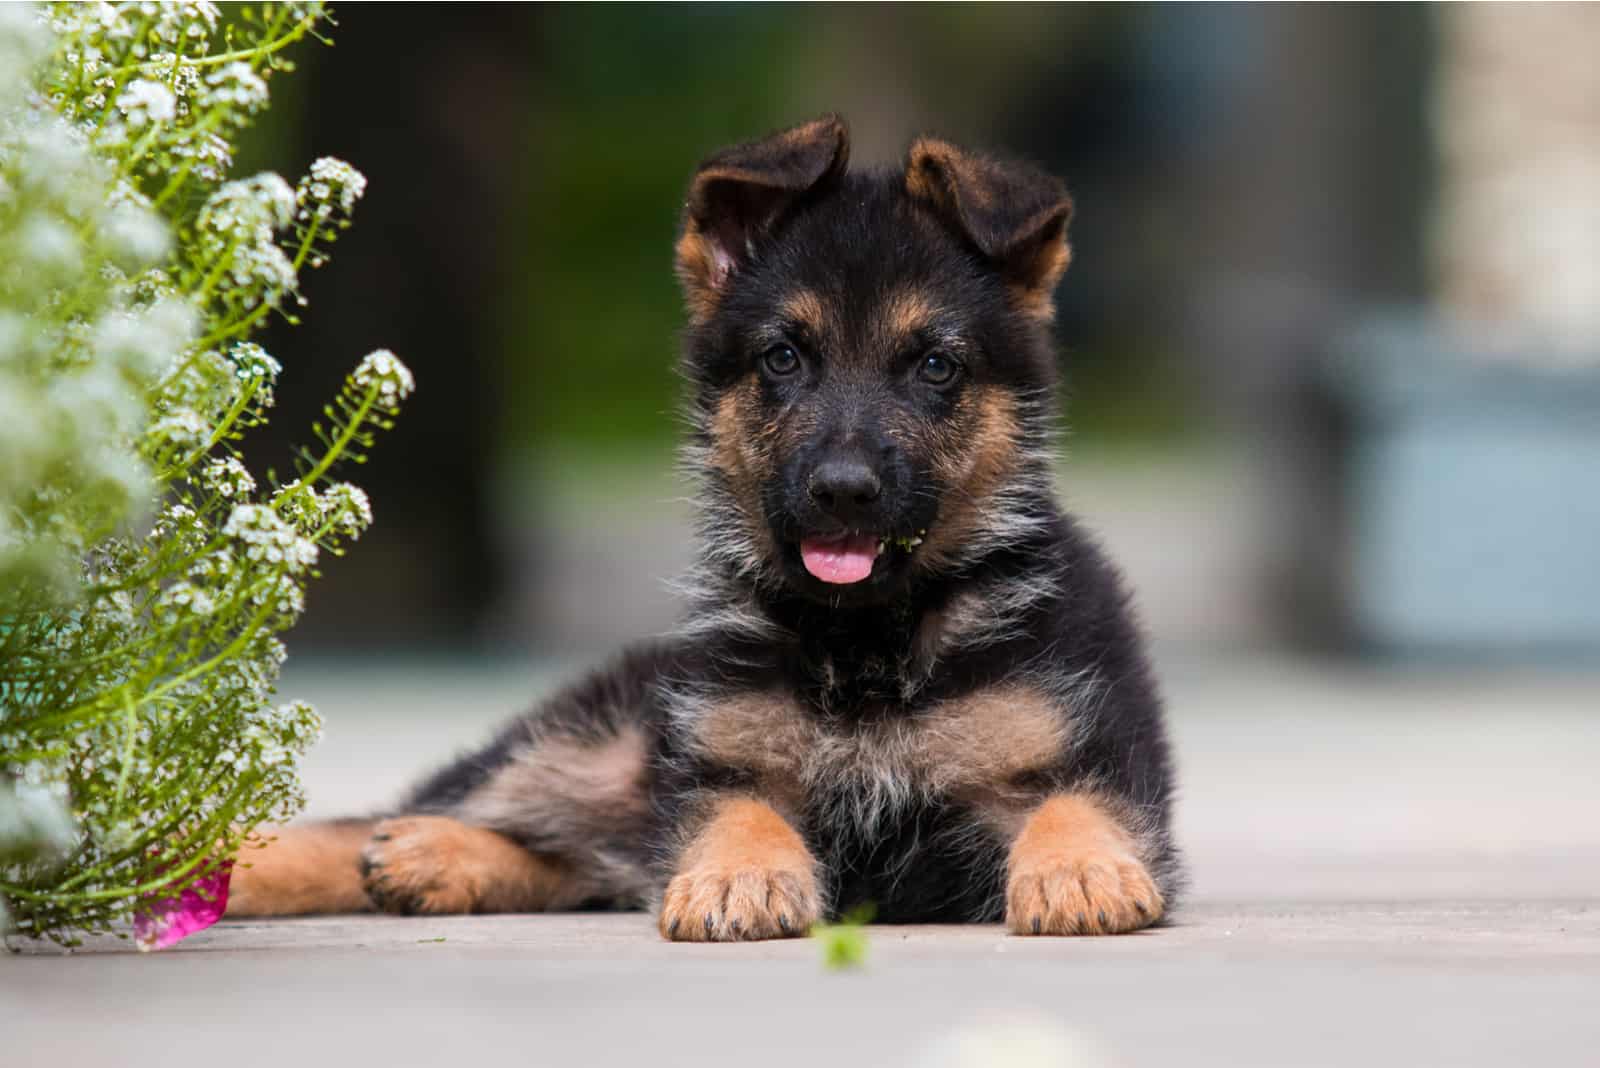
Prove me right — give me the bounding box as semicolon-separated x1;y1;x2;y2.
808;456;883;523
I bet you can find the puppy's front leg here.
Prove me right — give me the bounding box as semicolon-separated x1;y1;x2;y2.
660;795;821;942
1005;793;1164;936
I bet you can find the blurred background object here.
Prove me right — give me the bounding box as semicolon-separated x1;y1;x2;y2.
1333;3;1600;656
241;3;1598;664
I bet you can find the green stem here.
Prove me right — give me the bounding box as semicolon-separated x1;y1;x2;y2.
110;690;141;822
102;7;309;77
15;569;275;693
296;385;378;488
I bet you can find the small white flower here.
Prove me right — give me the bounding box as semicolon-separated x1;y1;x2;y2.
203;61;267;112
117;79;176;127
196;178;301;308
94;298;198;381
147;407;211;450
103;203;171;266
299;157;367;217
223;341;276;377
350;349;415;401
319;482;373;538
158;581;216;617
0;4;51;98
222;503;319;573
200;456;255;499
19;215;79;272
200;173;297;235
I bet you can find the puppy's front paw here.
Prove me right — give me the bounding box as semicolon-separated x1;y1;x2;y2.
661;865;820;942
1004;794;1164;936
1006;848;1161;935
360;816;482;914
659;797;820;942
360;815;560;915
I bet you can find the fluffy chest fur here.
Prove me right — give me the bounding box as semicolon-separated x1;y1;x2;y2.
672;682;1074;838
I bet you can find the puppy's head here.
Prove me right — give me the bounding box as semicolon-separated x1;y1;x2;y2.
678;116;1070;605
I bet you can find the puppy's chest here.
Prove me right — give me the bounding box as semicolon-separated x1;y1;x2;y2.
689;684;1069;808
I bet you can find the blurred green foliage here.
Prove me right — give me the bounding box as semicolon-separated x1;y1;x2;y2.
512;7;816;453
246;6;1200;466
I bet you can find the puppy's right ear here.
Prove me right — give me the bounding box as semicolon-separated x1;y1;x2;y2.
676;115;849;321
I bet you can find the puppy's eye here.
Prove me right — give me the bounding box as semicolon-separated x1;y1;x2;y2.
918;351;959;386
762;344;800;377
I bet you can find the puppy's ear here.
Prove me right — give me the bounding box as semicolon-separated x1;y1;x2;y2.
904;138;1073;320
676;115;850;321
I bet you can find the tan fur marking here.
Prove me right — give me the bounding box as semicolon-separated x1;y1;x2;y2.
694;684;1067;804
659;796;821;942
919;388;1022;570
926;687;1070;800
904;137;966;208
711;389;749;480
695;692;813;807
457;726;651;831
360;815;574;915
1005;794;1163;936
709;384;783;566
1011;235;1071;321
675;226;722;324
883;287;938;342
226;820;375;917
778;289;829;335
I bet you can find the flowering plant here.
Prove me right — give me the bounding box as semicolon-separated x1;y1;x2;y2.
0;2;411;947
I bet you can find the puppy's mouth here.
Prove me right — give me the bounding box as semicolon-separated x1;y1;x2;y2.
798;530;925;585
799;532;879;585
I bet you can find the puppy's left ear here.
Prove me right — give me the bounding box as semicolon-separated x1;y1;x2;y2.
905;138;1073;320
676;115;850;322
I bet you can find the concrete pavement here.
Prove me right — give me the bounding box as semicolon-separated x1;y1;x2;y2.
5;653;1598;1066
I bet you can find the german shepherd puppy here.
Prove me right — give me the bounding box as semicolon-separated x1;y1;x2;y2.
228;116;1183;939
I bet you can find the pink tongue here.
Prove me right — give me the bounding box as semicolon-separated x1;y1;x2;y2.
800;534;878;584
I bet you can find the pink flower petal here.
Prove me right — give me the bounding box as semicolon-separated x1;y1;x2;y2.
134;860;232;951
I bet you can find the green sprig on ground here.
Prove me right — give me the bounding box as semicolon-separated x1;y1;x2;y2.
813;903;875;970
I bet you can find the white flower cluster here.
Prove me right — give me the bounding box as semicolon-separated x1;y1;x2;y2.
195;174;299;310
102;202;172;267
222;503;320;574
0;10;195;592
0;6;48;101
238;700;322;774
253;572;305;617
150;500;207;555
230;341;283;382
300;156;368;218
93;299;197;381
319;482;374;539
4;1;409;946
117;79;176;128
200;456;255;499
147;407;212;451
203;62;268;113
143;2;222;53
351;348;416;402
157;580;217;619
